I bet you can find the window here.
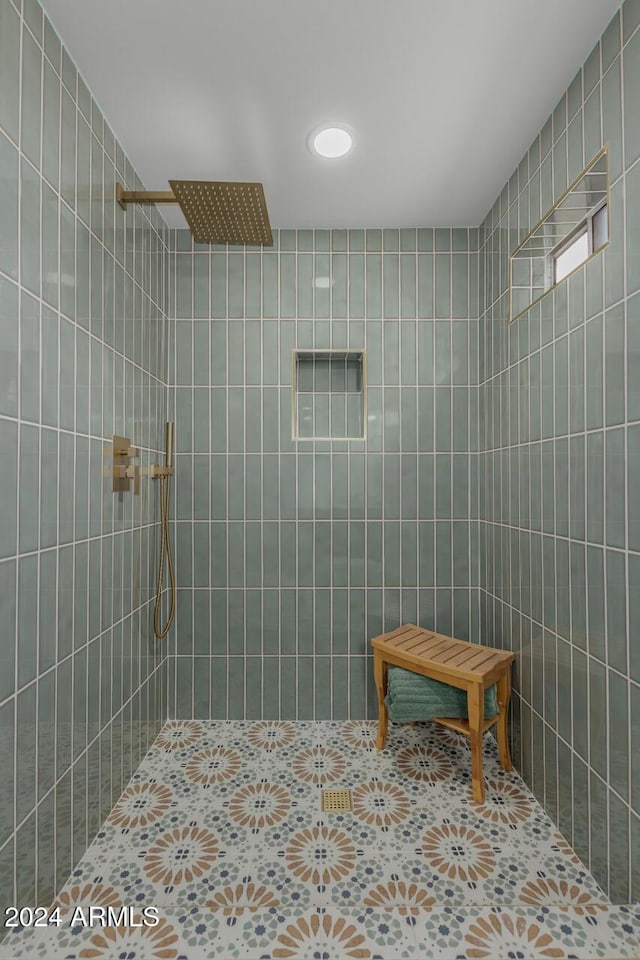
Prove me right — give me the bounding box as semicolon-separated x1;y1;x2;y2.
592;203;608;250
552;201;608;284
292;350;366;440
509;147;609;323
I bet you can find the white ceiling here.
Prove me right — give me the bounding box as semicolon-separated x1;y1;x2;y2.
41;0;620;229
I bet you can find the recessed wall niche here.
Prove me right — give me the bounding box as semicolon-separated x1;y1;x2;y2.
292;349;366;440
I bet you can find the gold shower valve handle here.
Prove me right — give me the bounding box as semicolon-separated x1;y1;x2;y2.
113;464;140;493
112;443;139;458
112;434;140;493
114;465;136;480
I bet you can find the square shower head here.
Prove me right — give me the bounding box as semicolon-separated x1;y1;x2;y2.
168;180;273;245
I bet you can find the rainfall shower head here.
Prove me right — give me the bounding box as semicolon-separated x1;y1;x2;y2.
116;180;273;246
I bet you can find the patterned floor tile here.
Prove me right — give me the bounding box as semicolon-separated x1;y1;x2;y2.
55;721;609;912
3;905;639;959
4;719;631;960
0;908;196;960
206;904;417;959
411;904;640;959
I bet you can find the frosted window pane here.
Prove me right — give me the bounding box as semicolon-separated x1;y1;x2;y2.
593;204;608;251
554;230;589;282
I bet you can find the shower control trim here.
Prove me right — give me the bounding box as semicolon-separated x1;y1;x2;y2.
111;435;140;494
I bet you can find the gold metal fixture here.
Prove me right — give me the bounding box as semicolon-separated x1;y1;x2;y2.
165;420;174;469
111;435;140;494
114;465;136;481
321;789;353;812
116;180;273;246
149;465;172;479
151;422;176;639
116;185;175;209
113;439;139;458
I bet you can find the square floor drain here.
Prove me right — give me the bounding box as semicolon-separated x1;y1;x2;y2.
321;789;352;812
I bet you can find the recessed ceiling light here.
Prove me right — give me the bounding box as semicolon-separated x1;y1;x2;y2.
308;125;353;159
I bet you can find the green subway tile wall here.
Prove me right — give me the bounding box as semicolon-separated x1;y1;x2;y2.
2;0;637;920
0;0;169;917
478;0;639;903
167;227;480;722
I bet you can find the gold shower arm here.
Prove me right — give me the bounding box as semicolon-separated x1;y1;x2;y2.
116;183;176;209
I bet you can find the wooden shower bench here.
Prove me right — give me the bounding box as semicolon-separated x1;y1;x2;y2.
371;624;515;803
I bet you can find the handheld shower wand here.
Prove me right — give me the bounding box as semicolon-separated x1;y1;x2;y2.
153;422;176;639
165;421;174;469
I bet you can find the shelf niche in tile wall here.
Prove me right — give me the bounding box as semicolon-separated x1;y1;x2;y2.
292;349;366;441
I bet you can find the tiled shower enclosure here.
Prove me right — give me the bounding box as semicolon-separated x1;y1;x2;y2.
0;0;638;930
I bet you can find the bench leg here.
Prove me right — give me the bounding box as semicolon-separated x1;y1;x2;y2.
467;681;485;803
496;667;513;772
374;651;388;749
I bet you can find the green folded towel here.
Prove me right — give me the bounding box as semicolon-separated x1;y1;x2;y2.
385;667;498;722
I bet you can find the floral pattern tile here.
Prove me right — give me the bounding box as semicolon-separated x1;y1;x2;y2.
411;904;640;959
4;719;636;960
3;905;640;959
0;905;419;959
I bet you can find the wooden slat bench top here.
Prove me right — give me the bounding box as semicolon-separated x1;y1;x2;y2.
371;624;514;684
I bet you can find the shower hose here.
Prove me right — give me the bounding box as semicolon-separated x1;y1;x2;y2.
153;472;176;639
